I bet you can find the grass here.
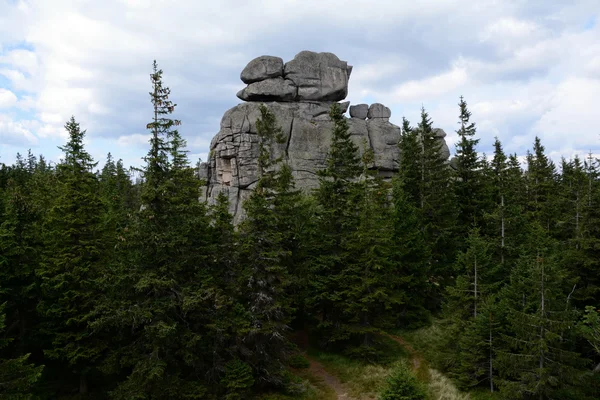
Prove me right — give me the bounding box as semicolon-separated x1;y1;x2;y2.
307;334;410;398
256;367;337;400
261;326;493;400
427;368;471;400
393;323;499;400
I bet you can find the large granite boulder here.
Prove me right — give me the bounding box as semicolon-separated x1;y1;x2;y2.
235;51;352;103
201;51;450;223
284;51;351;101
240;56;284;84
236;77;297;102
368;103;392;120
350;104;368;119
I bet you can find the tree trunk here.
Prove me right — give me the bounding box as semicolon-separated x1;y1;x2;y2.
474;254;478;318
489;312;494;393
500;194;505;265
80;374;88;394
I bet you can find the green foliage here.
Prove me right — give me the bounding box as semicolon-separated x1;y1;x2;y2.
309;103;363;346
496;223;587;399
454;96;484;235
417;107;458;283
0;303;43;399
378;363;427;400
288;354;310;369
36;117;106;394
221;359;254;400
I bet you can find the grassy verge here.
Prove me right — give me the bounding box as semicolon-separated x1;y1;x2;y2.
256;367;337;400
306;335;410;398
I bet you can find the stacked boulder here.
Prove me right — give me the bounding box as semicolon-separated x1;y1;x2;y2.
236;52;352;102
200;51;450;222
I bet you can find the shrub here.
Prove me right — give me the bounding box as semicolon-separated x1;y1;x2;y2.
221;359;254;400
379;363;427;400
288;354;310;369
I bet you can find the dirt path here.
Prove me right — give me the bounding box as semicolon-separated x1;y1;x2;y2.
385;333;423;371
306;356;353;400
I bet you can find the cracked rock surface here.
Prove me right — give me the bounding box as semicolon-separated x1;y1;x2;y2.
200;51;449;223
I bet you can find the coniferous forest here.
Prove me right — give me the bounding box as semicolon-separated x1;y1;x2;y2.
1;62;599;400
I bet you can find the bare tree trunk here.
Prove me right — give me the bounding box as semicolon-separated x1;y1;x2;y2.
489;311;494;393
474;254;478;318
80;374;88;394
539;253;545;398
501;195;505;265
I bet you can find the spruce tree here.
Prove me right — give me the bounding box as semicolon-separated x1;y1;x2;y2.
341;148;400;358
309;103;362;346
497;223;586;399
398;117;421;206
236;104;293;386
417;107;457;285
91;61;209;398
454;96;483;236
391;173;431;324
0;302;43;398
36;117;106;394
443;229;501;389
525;137;558;233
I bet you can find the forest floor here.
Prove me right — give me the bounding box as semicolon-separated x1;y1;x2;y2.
261;327;479;400
305;356;357;400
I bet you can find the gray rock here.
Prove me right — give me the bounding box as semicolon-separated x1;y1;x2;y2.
240;56;284;84
368;103;391;119
366;119;401;171
349;104;368;119
236;77;297;102
202;52;451;222
284;51;349;101
439;139;451;160
434;128;447;138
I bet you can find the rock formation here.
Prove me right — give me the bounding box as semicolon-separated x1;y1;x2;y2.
200;51;450;223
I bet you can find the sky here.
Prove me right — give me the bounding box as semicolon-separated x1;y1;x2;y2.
0;0;599;170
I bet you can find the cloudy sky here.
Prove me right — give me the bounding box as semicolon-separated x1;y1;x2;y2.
1;0;599;169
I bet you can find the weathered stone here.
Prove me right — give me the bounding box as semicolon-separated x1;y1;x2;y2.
236;77;296;102
434;128;447;138
240;56;284;84
202;52;451;221
349;104;368;119
368;103;391;119
284;51;349;101
366;119;401;171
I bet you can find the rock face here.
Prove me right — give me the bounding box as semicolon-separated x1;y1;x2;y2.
201;51;450;223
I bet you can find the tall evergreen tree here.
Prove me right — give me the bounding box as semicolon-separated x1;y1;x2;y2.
36;117;106;394
339;148;400;358
309;103;362;346
454;96;483;236
497;223;586;399
525;137;558;233
236;104;295;387
398;117;421;206
417;107;457;284
92;61;209;398
391;172;431;324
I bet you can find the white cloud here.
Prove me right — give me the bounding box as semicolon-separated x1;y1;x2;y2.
534;77;600;150
0;89;18;108
0;49;38;75
387;66;469;103
0;0;598;168
117;133;150;148
0;114;38;145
